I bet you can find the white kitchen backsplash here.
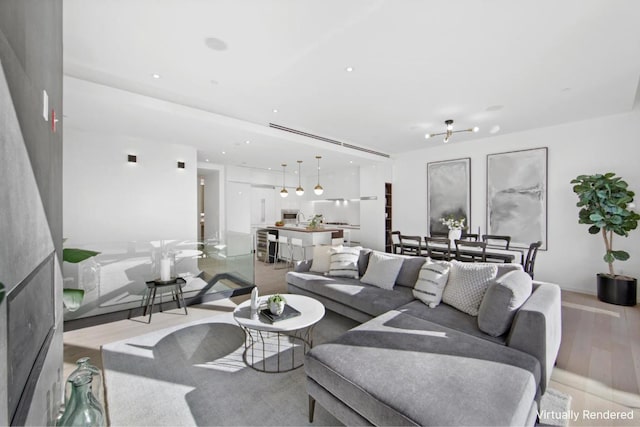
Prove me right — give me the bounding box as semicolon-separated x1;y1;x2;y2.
305;200;360;225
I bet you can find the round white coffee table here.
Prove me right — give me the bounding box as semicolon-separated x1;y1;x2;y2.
233;293;325;373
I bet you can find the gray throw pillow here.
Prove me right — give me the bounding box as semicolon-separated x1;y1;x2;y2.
478;270;533;337
396;256;427;287
357;249;373;277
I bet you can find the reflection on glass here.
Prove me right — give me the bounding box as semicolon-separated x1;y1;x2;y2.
62;232;254;320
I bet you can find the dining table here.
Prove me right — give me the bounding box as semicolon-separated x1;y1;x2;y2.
405;241;525;264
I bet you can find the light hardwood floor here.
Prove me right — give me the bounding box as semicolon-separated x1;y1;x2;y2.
63;261;640;426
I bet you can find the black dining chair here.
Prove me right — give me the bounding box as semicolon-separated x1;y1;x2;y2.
388;230;402;254
482;234;511;250
460;232;479;241
430;230;448;238
400;235;422;256
523;241;542;279
454;240;487;262
424;236;451;261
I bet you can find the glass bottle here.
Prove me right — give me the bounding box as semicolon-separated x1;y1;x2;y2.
65;357;102;407
57;371;104;427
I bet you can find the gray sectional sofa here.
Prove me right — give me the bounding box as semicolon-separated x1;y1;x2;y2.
286;249;562;426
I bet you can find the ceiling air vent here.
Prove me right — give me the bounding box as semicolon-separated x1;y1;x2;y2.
269;123;390;158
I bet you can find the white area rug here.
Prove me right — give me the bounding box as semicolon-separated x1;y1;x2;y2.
102;310;356;426
102;310;571;426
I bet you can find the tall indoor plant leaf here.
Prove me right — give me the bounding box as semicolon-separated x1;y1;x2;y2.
63;248;100;264
571;173;640;276
62;247;100;310
62;288;85;312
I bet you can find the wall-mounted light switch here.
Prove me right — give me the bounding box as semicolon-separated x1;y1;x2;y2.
42;90;48;121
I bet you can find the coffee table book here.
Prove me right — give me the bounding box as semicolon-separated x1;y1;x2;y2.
260;304;301;323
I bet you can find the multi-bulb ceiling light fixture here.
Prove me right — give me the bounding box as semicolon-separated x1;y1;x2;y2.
280;163;288;198
425;119;479;143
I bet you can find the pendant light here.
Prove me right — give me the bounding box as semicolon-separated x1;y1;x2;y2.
314;156;324;196
295;160;304;196
280;163;288;198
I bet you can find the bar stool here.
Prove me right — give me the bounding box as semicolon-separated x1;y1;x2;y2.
266;233;278;265
275;235;292;269
290;238;311;265
342;229;351;247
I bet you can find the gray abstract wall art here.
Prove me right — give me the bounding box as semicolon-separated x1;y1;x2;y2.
427;158;471;234
486;147;547;249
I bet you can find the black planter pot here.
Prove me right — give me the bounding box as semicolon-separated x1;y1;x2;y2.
597;273;637;306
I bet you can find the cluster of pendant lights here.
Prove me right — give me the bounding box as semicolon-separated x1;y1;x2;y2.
280;156;324;198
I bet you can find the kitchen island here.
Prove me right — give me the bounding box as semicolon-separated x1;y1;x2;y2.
266;226;344;261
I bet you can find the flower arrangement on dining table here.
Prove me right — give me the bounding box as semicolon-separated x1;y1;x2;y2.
440;216;466;230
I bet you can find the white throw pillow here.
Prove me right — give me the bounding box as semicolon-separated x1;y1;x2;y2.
413;260;452;308
327;246;360;279
310;245;340;273
442;261;498;316
360;251;404;290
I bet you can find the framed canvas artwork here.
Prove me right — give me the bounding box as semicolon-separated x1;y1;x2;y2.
427;158;471;234
486;147;548;249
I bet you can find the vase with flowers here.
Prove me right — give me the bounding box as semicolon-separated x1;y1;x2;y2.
440;216;466;244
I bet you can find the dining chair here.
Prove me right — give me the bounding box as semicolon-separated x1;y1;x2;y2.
454;240;487;262
460;232;479;241
399;235;422;256
430;230;448;238
424;236;451;261
388;230;402;254
523;241;542;279
482;234;511;249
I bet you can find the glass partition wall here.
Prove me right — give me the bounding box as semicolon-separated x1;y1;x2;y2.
63;232;254;324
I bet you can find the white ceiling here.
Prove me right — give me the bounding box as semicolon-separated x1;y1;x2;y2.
63;0;640;171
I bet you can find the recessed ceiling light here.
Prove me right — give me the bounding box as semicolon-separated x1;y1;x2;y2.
345;66;354;72
273;109;279;113
268;167;272;170
152;73;161;79
349;160;353;164
245;140;250;144
204;37;228;51
490;125;501;134
205;159;210;162
222;151;226;155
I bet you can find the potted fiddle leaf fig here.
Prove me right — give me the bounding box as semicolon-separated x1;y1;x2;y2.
571;173;640;306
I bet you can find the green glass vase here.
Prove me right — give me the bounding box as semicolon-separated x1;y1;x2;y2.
57;371;104;427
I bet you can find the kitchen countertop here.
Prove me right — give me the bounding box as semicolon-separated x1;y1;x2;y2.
267;226;344;233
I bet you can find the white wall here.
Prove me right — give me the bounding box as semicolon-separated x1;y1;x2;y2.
226;181;251;234
64;129;198;244
393;111;640;295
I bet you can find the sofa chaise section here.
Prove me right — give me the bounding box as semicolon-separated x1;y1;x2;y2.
305;309;540;426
